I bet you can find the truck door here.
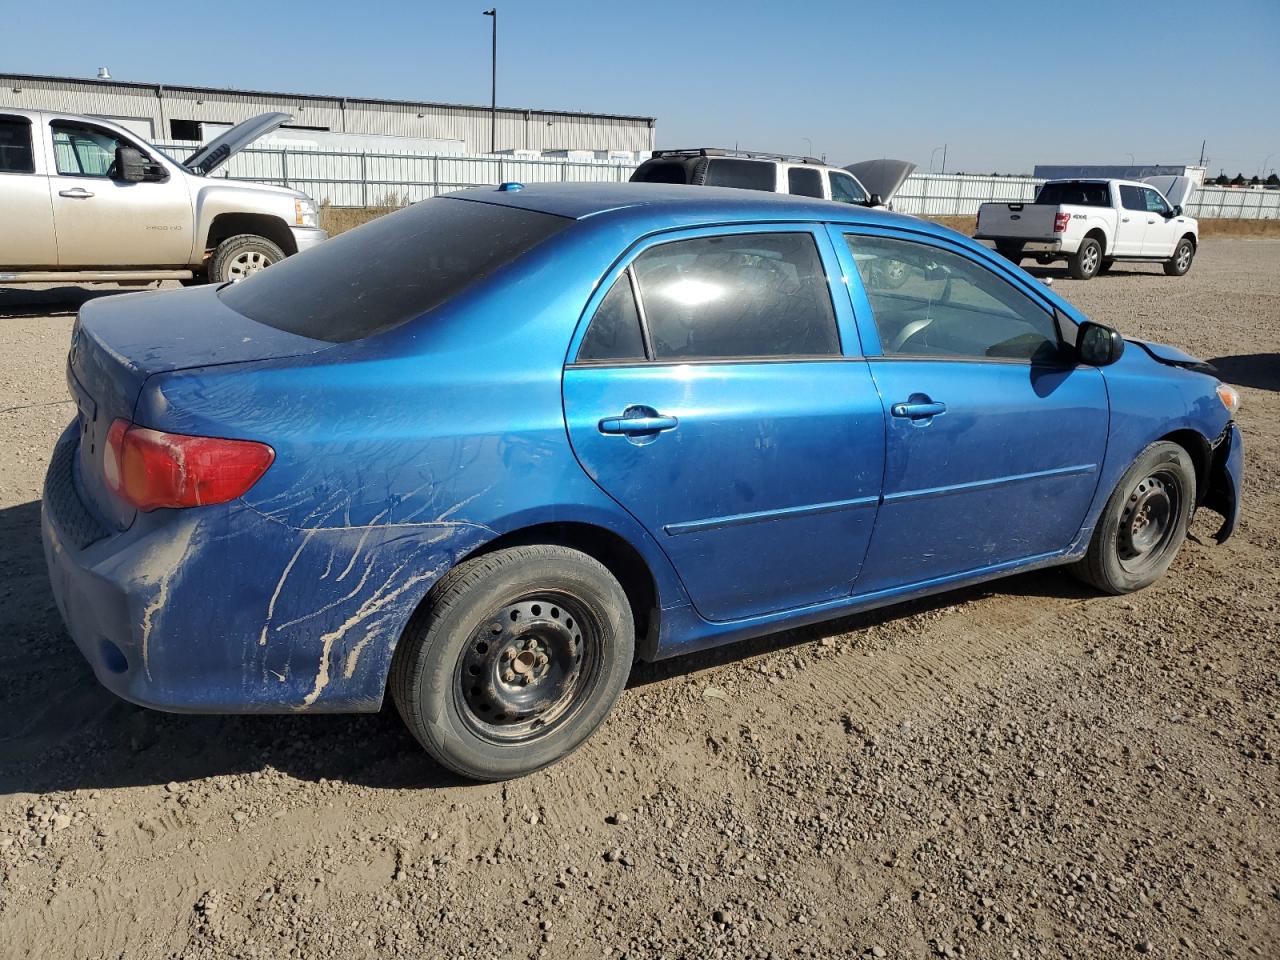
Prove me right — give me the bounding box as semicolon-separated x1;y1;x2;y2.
44;118;193;267
1114;185;1148;256
0;113;57;267
1138;187;1180;257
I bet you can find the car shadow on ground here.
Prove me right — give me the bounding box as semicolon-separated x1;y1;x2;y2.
0;285;142;319
1017;262;1163;282
1207;354;1280;391
0;497;1094;796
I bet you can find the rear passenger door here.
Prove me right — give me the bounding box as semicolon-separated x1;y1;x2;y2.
0;113;57;267
562;226;885;622
1115;185;1148;255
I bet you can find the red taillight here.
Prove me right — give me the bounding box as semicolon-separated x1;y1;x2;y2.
1053;211;1071;233
104;419;274;512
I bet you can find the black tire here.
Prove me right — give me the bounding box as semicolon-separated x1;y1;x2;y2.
1099;258;1115;274
995;242;1024;264
209;234;285;284
1070;441;1196;595
1164;237;1195;276
1067;237;1103;280
1034;253;1055;265
390;545;635;781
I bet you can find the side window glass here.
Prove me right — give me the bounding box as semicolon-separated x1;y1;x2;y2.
632;232;840;360
787;167;824;198
0;117;35;173
51;122;126;177
1143;188;1170;215
846;234;1061;363
576;272;647;363
704;159;777;192
829;172;868;205
1119;185;1145;211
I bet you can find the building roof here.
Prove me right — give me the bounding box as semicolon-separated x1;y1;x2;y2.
0;71;655;124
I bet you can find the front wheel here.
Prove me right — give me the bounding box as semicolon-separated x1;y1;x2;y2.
209;234;285;284
1067;237;1103;280
1069;441;1196;594
390;545;635;781
1164;238;1195;276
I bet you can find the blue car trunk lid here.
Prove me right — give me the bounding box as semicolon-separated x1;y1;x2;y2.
68;284;330;530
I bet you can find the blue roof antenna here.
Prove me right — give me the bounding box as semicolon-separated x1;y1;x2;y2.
497;182;525;192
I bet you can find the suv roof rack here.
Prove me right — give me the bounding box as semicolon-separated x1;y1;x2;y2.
650;147;825;165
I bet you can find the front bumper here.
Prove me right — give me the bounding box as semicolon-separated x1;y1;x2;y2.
290;225;328;254
41;424;481;714
1205;421;1243;543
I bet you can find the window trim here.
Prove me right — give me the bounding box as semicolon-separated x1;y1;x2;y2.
0;114;37;175
835;226;1076;367
565;222;853;369
48;118;159;180
828;170;869;204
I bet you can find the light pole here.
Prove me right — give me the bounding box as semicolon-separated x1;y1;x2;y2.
1125;152;1135;165
802;137;813;158
1261;153;1275;178
483;8;497;154
929;146;943;173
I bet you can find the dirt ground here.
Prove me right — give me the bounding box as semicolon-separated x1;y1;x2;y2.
1;242;1277;960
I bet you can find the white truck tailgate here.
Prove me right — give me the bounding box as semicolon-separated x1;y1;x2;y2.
977;203;1060;239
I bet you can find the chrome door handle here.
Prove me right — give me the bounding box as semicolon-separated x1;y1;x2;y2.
599;414;678;435
891;400;947;420
1147;219;1156;224
58;188;94;199
1121;217;1130;222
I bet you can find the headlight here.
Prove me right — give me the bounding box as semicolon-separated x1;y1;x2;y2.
1216;382;1240;416
294;197;320;228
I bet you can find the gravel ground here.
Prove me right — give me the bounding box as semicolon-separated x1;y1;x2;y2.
1;242;1277;959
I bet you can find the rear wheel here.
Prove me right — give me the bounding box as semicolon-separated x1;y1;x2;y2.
209;234;285;284
1070;441;1196;594
1164;238;1195;276
1067;237;1103;280
391;545;635;781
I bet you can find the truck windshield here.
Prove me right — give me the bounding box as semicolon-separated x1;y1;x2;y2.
220;198;570;342
1036;181;1110;206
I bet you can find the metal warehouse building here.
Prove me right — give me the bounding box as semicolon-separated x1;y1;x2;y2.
0;72;656;154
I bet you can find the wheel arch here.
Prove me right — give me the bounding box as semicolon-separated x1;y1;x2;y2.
1158;428;1212;505
205;213;297;257
1084;227;1109;254
1179;231;1198;250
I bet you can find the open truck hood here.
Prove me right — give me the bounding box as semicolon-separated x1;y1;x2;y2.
183;112;291;176
843;159;918;204
1141;175;1196;209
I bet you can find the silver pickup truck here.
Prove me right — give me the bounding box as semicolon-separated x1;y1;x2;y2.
0;109;325;285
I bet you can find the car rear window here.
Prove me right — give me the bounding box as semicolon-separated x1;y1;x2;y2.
219;198;570;342
630;159;696;184
704;158;777;192
1035;181;1110;207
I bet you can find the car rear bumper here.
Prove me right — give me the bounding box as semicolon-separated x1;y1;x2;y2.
975;235;1064;253
41;423;482;715
290;225;328;254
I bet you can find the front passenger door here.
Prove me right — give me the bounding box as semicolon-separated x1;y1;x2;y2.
1139;187;1179;257
835;231;1108;594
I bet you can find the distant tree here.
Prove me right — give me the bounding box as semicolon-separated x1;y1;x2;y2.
1267;172;1280;187
1231;173;1246;186
1215;173;1230;185
1249;175;1261;186
991;171;999;177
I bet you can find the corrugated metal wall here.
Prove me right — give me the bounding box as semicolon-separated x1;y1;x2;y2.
0;74;656;154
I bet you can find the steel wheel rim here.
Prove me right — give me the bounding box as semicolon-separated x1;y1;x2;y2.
227;250;273;280
1117;471;1180;573
453;592;601;744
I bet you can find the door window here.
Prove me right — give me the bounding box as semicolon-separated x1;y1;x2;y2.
576;272;647;362
786;167;824;198
1119;185;1146;211
1141;188;1171;216
846;234;1061;362
50;121;129;177
631;233;840;360
829;171;869;205
0;117;35;173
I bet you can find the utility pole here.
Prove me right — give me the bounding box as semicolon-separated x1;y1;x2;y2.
483;8;497;154
941;143;947;175
1198;139;1206;167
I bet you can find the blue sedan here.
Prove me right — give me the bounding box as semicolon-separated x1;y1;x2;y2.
42;183;1243;780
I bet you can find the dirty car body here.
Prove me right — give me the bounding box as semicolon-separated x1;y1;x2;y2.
42;183;1243;769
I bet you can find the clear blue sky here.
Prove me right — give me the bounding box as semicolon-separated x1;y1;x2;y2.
2;0;1276;175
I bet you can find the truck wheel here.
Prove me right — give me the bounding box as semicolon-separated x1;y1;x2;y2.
209;235;285;284
995;242;1024;264
1034;253;1055;265
1067;238;1102;280
1164;238;1195;276
390;545;635;781
1069;441;1195;594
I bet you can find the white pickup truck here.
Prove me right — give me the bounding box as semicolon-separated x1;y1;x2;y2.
0;108;325;286
975;177;1197;280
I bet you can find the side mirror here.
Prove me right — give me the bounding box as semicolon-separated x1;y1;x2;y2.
1077;321;1125;367
1170;204;1183;218
114;146;167;183
867;193;884;207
